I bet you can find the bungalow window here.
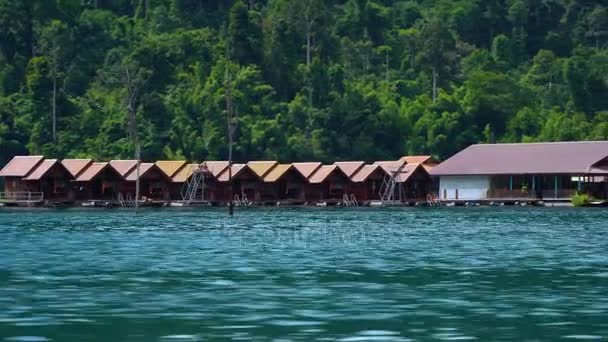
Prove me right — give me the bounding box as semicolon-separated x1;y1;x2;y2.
54;180;66;194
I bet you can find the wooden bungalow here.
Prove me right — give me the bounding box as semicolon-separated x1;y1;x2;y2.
217;164;261;203
307;165;351;204
0;156;45;196
350;164;388;202
247;161;278;202
262;164;310;204
22;159;74;201
124;163;172;200
73;162;124;200
156;160;187;200
374;160;433;201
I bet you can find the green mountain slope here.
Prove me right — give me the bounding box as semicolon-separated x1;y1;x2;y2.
0;0;606;165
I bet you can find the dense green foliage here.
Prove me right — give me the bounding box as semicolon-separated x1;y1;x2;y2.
0;0;607;165
571;192;593;207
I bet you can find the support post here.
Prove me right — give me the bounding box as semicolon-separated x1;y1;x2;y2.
509;176;513;192
554;175;558;199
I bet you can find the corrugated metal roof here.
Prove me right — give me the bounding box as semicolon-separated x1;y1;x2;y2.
125;163;156;181
351;164;384;182
263;164;292;182
334;161;365;177
155;160;187;178
247;161;278;178
204;161;230;178
75;162;108;182
308;165;340;184
23;159;60;180
292;162;322;179
109;160;138;177
0;156;44;177
399;155;437;165
430;141;608;176
61;159;93;177
217;164;247;182
171;163;198;183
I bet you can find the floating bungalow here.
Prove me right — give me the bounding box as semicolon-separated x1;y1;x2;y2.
0;154;437;207
430;141;608;202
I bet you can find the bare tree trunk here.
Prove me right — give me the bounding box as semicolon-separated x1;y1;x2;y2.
52;74;57;141
385;50;389;82
135;144;141;209
306;30;311;67
226;68;234;216
432;67;438;102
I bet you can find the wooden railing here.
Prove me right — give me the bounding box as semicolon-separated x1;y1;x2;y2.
0;192;44;203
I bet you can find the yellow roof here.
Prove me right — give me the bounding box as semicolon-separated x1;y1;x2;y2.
155;160;187;178
263;164;292;182
171;163;198;183
247;161;278;178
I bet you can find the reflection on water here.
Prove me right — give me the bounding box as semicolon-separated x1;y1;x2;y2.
1;207;608;341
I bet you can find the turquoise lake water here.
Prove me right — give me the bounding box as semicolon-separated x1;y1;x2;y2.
1;207;608;341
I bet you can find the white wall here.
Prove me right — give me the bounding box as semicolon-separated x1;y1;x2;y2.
439;176;490;200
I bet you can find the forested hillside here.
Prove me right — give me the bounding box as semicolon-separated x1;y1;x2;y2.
0;0;607;165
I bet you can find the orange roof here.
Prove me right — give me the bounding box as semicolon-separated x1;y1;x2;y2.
399;163;422;183
204;161;230;178
247;161;277;178
351;164;385;182
373;160;411;182
334;161;365;177
61;159;93;177
75;162;109;181
292;162;322;179
422;164;435;173
23;159;60;180
171;163;198;183
217;164;247;182
124;163;156;181
0;156;44;177
374;160;405;173
399;155;438;165
155;160;187;178
263;164;292;182
109;160;138;177
308;165;341;184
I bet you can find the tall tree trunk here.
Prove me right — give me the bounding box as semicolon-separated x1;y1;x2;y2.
226;67;234;216
306;29;311;67
52;74;57;141
385;50;389;82
432;67;438;102
135;143;141;209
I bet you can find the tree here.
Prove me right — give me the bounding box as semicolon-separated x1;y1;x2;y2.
39;20;71;141
417;17;456;102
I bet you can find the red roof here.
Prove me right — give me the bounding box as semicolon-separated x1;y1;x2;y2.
124;163;156;181
399;155;437;165
334;161;365;178
75;162;109;182
23;159;61;180
109;160;138;177
61;159;93;177
217;164;248;182
0;156;44;177
292;162;322;179
430;141;608;176
204;161;230;178
351;164;385;182
308;165;344;184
